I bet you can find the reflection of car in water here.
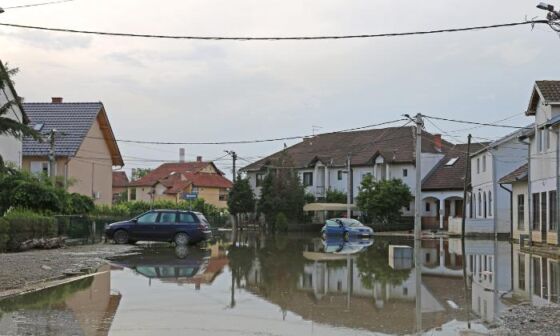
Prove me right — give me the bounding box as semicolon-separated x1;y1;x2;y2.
322;237;373;255
111;247;211;280
321;218;374;240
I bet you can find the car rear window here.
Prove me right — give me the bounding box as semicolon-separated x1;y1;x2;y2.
158;212;177;223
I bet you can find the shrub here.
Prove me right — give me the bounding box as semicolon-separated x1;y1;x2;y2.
3;209;57;249
0;218;8;252
275;212;288;232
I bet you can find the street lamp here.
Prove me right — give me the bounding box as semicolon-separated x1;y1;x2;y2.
537;2;560;20
0;7;4;14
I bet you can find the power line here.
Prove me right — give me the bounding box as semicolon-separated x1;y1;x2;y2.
0;19;548;41
4;0;78;10
64;118;406;145
423;115;532;130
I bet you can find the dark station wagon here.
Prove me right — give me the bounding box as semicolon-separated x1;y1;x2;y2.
105;210;212;245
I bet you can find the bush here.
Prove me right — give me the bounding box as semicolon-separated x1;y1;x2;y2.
3;209;57;250
275;212;288;232
0;218;8;252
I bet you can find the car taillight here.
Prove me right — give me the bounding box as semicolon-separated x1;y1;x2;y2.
199;223;207;230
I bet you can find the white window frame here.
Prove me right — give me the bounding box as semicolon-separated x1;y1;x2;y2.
30;161;52;176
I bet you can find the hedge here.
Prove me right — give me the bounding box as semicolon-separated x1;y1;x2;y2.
1;209;57;251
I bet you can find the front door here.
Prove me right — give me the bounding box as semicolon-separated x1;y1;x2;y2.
130;211;160;241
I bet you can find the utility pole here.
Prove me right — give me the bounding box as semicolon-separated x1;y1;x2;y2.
414;114;423;240
461;134;472;237
225;150;238;182
48;129;57;186
346;153;352;219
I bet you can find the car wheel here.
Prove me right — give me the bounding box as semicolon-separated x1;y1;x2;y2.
343;231;350;241
321;231;327;240
128;240;137;245
174;232;190;246
113;230;129;244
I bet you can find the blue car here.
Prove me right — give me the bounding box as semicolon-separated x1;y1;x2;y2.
322;237;374;255
321;218;373;240
104;209;212;245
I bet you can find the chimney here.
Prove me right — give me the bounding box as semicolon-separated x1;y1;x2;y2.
433;134;442;152
196;156;202;162
131;168;137;180
179;148;185;163
51;97;63;104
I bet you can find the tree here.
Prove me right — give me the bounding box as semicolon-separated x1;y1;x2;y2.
356;175;412;224
227;176;255;215
131;168;152;180
0;63;40;171
257;152;305;229
325;189;347;203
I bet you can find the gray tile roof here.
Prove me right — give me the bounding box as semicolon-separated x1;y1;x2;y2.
22;102;103;157
536;81;560;102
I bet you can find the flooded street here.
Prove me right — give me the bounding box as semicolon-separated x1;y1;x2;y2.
0;233;559;335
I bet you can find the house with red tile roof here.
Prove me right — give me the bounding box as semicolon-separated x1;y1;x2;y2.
128;158;233;208
112;171;129;203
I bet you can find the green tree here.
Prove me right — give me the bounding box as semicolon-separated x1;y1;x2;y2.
227;176;255;216
0;63;40;170
356;175;412;224
325;189;347;203
131;168;152;180
257;152;305;228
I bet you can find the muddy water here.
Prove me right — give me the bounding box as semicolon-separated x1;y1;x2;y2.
0;233;558;335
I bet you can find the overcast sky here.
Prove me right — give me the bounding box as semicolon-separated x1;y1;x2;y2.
1;0;559;178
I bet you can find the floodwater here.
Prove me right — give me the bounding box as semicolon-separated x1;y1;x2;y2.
0;232;559;336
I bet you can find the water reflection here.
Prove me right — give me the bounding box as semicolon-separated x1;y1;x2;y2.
0;234;559;335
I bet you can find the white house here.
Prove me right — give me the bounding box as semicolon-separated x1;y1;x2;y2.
241;126;467;222
0;61;28;168
465;129;528;236
522;80;560;246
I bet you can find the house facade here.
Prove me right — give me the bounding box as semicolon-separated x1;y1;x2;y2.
523;81;560;245
112;171;129;204
498;164;529;241
465;129;528;236
0;62;28;168
22;98;124;205
128;159;233;209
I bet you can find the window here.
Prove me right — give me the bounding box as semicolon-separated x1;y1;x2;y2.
137;212;159;225
478;192;482;217
470;194;474;218
403;287;408;296
550;191;557;231
425;202;431;212
30;161;50;175
482;155;486;172
551;261;559;303
303;172;313;187
538;128;545;152
484;192;488;218
256;173;264;187
546;128;551;150
445;157;459;166
533;193;540;230
541;192;547;230
402;168;408;177
130;188;137;201
488;191;492;217
219;193;228;201
179;213;196;223
337;170;343;180
158;212;177;223
518;254;526;290
405;203;410;211
518;194;525;230
533;258;542;297
477;158;480;174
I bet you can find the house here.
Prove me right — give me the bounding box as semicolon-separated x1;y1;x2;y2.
522;80;560;245
498;163;529;242
464;129;528;236
0;61;29;168
112;171;129;203
242;127;452;216
22;98;124;205
422;142;487;232
128;157;233;208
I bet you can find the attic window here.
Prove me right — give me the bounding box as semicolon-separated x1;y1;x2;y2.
33;123;44;131
445;157;459;166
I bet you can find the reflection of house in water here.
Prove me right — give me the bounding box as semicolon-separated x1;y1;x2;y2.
465;240;512;323
513;244;560;305
0;265;121;336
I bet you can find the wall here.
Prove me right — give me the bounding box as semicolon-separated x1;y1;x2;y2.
0;81;23;167
512;181;529;240
67;116;114;205
196;186;228;209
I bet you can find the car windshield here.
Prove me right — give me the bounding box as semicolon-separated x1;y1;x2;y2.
340;219;363;227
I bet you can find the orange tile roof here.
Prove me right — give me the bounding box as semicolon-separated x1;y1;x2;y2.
129;162;212;187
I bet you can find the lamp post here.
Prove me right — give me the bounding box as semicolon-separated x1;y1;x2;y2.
0;7;4;14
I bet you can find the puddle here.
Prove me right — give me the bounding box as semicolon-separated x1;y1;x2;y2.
1;233;559;335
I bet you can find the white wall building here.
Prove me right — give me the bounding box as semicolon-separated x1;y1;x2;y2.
465;129;528;236
0;62;27;168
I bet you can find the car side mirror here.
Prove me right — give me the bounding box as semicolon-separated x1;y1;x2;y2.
132;218;138;223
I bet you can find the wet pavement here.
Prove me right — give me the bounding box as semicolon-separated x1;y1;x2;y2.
0;233;559;335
